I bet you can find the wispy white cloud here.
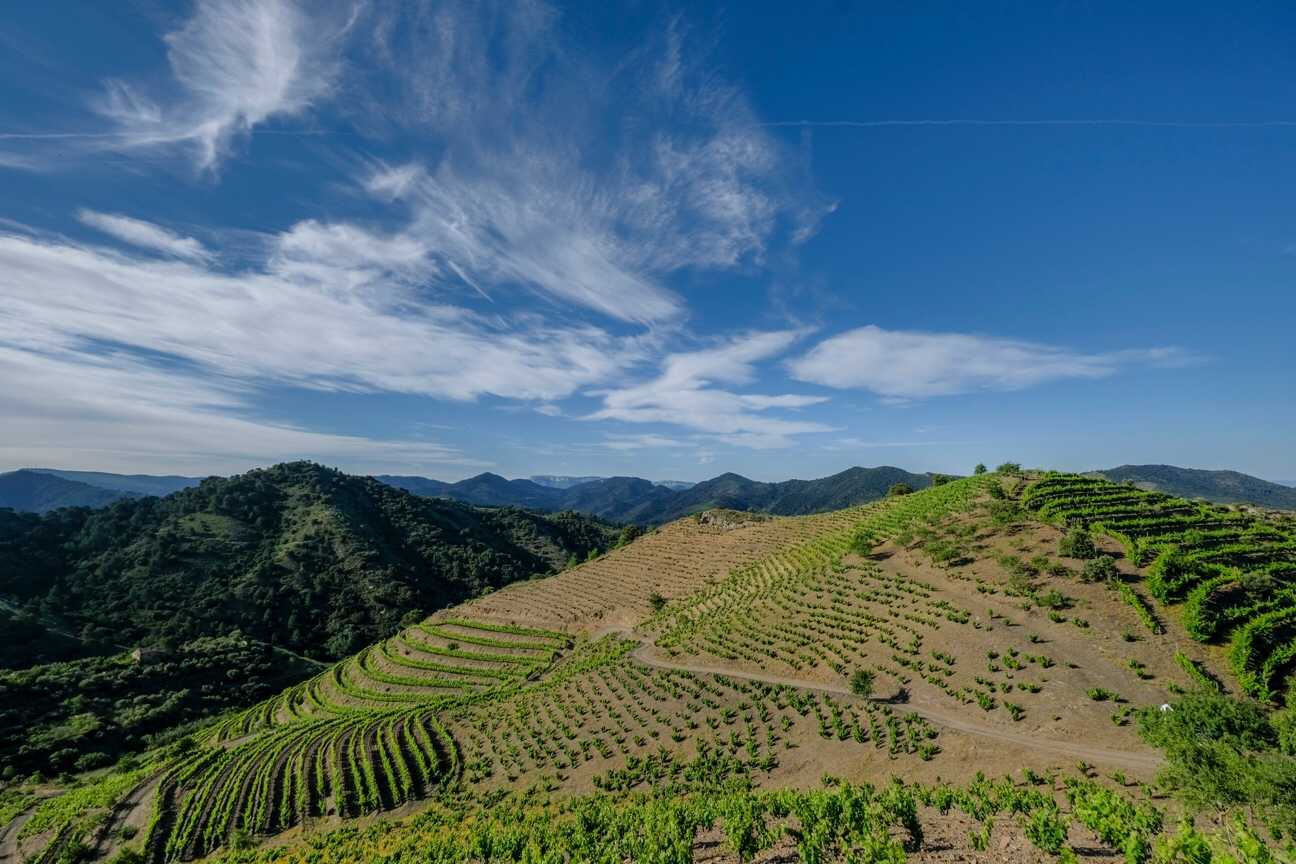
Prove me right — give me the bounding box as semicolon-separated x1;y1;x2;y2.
0;227;638;402
0;343;483;476
77;209;212;261
790;325;1196;401
598;433;690;451
347;1;828;323
588;331;835;449
92;0;346;170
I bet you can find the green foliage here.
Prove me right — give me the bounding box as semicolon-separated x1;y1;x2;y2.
849;668;875;699
974;463;988;475
1065;777;1162;864
648;591;668;613
0;635;312;775
1058;528;1099;559
887;482;915;497
1138;691;1296;838
1081;556;1119;583
996;462;1023;475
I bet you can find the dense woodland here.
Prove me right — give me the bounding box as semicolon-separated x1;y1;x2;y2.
0;635;316;776
0;462;619;664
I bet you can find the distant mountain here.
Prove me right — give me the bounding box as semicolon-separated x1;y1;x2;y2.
1091;464;1296;509
529;475;606;489
379;466;932;524
560;476;680;523
32;468;200;497
0;468;204;513
641;466;933;524
0;469;130;512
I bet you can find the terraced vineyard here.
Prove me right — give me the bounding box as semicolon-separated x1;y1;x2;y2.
1024;473;1296;702
10;473;1292;863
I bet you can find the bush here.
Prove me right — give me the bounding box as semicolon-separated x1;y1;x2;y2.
1058;529;1098;560
1138;691;1296;837
996;462;1023;474
1080;556;1118;583
973;463;987;475
648;592;667;613
850;668;876;698
887;483;915;497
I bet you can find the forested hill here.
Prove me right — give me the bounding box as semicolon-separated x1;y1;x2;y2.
0;462;619;664
1092;464;1296;509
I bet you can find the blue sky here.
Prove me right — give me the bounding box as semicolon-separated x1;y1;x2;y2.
1;1;1293;483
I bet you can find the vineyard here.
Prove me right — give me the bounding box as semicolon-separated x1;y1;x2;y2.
7;472;1292;863
1023;474;1296;703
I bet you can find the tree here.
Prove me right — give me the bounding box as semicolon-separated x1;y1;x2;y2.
614;524;644;549
850;668;876;698
974;463;987;475
648;591;667;613
887;483;914;497
930;474;952;487
996;462;1023;475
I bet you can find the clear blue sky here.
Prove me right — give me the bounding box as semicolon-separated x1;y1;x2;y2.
1;1;1292;482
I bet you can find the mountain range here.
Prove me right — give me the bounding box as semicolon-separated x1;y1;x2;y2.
376;465;934;523
0;468;201;513
3;462;1294;520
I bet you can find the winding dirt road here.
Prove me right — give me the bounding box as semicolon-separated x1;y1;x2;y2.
593;625;1162;772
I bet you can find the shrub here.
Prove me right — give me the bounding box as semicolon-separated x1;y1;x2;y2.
1080;556;1118;583
973;463;987;475
887;483;915;497
850;668;876;698
996;462;1023;474
1058;529;1098;560
648;592;667;613
1138;691;1296;837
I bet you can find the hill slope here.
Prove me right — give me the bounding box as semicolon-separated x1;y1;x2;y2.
1093;463;1296;509
0;462;618;662
0;469;129;512
6;472;1292;862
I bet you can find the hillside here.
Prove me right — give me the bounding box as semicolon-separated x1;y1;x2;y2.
0;469;129;513
1092;463;1296;509
380;465;932;524
5;471;1294;863
0;462;618;662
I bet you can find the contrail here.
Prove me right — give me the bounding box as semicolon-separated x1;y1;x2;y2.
760;119;1296;129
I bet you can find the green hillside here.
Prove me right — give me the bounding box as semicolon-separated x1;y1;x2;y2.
0;462;618;662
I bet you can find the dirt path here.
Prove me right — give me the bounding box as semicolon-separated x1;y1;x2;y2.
592;625;1162;772
89;773;161;861
0;793;59;864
